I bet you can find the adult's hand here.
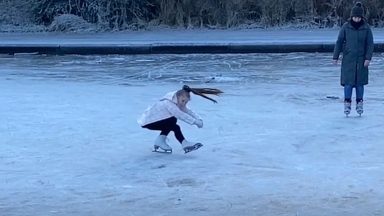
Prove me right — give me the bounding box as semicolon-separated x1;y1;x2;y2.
364;60;370;67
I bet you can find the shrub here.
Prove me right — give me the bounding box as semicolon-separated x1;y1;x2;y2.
48;14;96;32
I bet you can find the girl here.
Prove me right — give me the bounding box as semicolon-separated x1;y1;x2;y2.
138;85;223;153
333;2;374;116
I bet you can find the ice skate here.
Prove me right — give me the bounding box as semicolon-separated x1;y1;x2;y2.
181;140;203;153
153;135;172;153
344;101;351;116
356;100;364;116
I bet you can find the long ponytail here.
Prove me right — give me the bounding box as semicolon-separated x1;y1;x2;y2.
182;85;223;103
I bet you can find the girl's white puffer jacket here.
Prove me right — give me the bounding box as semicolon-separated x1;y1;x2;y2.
137;91;201;126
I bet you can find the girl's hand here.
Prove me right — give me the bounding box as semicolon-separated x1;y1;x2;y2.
194;119;203;128
332;60;338;65
364;60;370;67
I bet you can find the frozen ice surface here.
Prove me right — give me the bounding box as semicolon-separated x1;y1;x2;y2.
1;52;384;216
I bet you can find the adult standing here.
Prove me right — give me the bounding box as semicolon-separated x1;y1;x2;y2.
333;2;374;116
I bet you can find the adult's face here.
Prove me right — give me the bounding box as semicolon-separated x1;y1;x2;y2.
352;17;362;22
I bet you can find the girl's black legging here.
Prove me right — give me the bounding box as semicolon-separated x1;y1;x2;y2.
142;117;185;143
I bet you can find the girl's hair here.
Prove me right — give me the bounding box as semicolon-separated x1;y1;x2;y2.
178;85;223;103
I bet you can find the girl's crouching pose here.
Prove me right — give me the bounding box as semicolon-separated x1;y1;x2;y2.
138;85;222;153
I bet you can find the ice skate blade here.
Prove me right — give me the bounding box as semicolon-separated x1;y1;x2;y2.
345;114;364;118
153;146;172;154
183;143;203;154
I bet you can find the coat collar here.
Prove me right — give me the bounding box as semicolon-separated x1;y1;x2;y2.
345;19;369;30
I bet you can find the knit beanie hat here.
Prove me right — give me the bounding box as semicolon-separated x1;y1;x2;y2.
351;2;364;17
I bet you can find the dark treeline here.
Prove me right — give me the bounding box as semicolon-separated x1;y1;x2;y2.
1;0;384;31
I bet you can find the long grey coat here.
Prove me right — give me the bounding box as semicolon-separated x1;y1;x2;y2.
333;20;374;86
